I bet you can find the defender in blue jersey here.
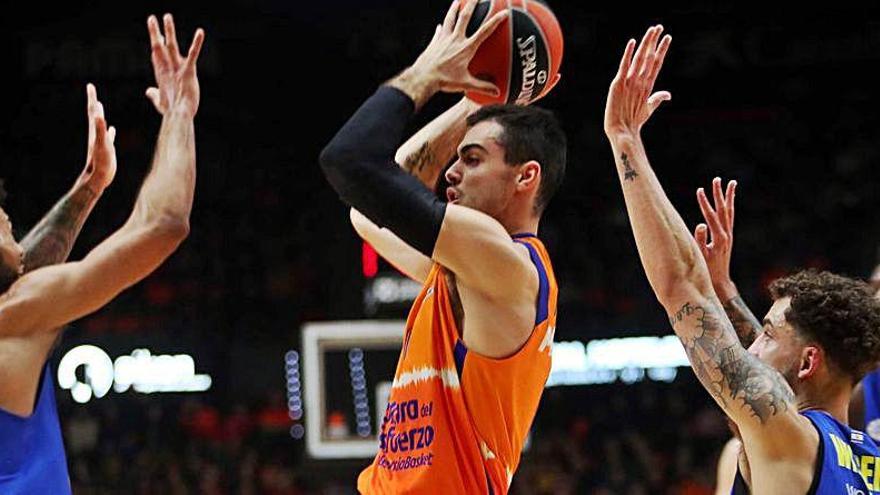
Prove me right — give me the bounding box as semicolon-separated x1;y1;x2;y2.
0;15;204;494
848;270;880;442
852;370;880;442
605;26;880;494
706;196;880;492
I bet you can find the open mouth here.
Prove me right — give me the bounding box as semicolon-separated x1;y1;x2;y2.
446;187;460;204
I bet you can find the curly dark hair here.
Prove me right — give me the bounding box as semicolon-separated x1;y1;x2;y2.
769;269;880;383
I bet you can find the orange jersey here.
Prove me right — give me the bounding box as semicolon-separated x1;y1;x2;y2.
358;234;557;494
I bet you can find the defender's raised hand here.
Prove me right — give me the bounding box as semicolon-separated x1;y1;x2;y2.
604;25;671;139
694;177;737;294
145;14;205;117
81;84;117;192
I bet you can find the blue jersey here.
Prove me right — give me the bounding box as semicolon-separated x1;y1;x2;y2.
863;370;880;442
733;410;880;494
0;364;71;494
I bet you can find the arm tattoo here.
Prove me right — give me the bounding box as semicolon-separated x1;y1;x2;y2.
402;142;434;177
621;152;639;181
20;185;99;272
722;296;762;348
672;301;795;424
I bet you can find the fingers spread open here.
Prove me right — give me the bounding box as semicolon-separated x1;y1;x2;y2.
184;29;205;73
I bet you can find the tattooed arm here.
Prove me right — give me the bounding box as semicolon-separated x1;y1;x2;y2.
692;178;762;347
0;15;202;338
395;97;478;188
19;85;120;272
20;177;105;273
350;98;479;282
720;295;762;347
604;27;815;465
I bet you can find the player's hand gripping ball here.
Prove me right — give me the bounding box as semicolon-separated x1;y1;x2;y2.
465;0;563;105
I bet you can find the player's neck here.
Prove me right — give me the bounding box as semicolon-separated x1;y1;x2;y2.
495;196;541;236
796;382;852;424
498;211;540;238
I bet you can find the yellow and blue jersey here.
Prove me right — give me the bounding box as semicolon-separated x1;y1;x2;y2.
733;410;880;494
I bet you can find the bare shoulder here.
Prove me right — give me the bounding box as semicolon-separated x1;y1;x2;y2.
435;205;538;297
450;239;540;358
0;263;75;338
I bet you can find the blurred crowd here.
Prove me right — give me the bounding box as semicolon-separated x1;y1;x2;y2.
3;1;879;493
60;378;729;495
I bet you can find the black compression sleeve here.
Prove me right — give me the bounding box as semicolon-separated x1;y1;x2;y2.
319;85;447;256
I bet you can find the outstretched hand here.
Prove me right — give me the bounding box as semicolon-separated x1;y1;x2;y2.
81;84;117;192
145;14;205;118
604;25;671;139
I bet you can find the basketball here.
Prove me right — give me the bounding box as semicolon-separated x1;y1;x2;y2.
465;0;564;105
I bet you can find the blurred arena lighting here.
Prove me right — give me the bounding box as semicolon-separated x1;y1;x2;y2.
285;350;304;424
302;321;691;459
362;242;379;278
290;424;305;439
349;348;373;438
57;345;113;404
546;336;689;387
302;321;403;459
363;276;422;315
58;345;212;403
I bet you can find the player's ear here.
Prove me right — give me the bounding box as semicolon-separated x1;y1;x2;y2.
516;161;540;193
797;345;821;380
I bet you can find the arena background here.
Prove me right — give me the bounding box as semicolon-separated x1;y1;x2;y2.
2;1;880;493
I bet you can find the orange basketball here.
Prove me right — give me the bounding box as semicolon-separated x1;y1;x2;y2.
465;0;564;105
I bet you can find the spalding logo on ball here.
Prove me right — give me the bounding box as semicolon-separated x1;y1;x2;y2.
465;0;564;105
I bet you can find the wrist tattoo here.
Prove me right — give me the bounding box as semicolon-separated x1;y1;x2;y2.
622;153;638;181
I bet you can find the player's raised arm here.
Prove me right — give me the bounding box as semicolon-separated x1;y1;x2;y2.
0;14;204;336
350;97;481;282
603;25;812;457
692;178;763;347
19;86;118;273
320;1;535;299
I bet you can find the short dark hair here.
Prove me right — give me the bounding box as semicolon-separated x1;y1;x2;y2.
0;177;7;206
769;269;880;383
466;105;566;213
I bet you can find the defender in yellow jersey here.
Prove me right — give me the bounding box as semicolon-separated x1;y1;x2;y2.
604;25;880;495
319;2;567;492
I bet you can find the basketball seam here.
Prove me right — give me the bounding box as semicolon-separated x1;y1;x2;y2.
511;6;548;104
522;5;554;101
505;0;513;104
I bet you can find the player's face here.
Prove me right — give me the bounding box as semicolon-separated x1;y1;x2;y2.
0;207;24;285
445;121;519;219
748;297;803;384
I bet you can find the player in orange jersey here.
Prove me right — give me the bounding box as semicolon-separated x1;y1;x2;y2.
319;1;566;493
